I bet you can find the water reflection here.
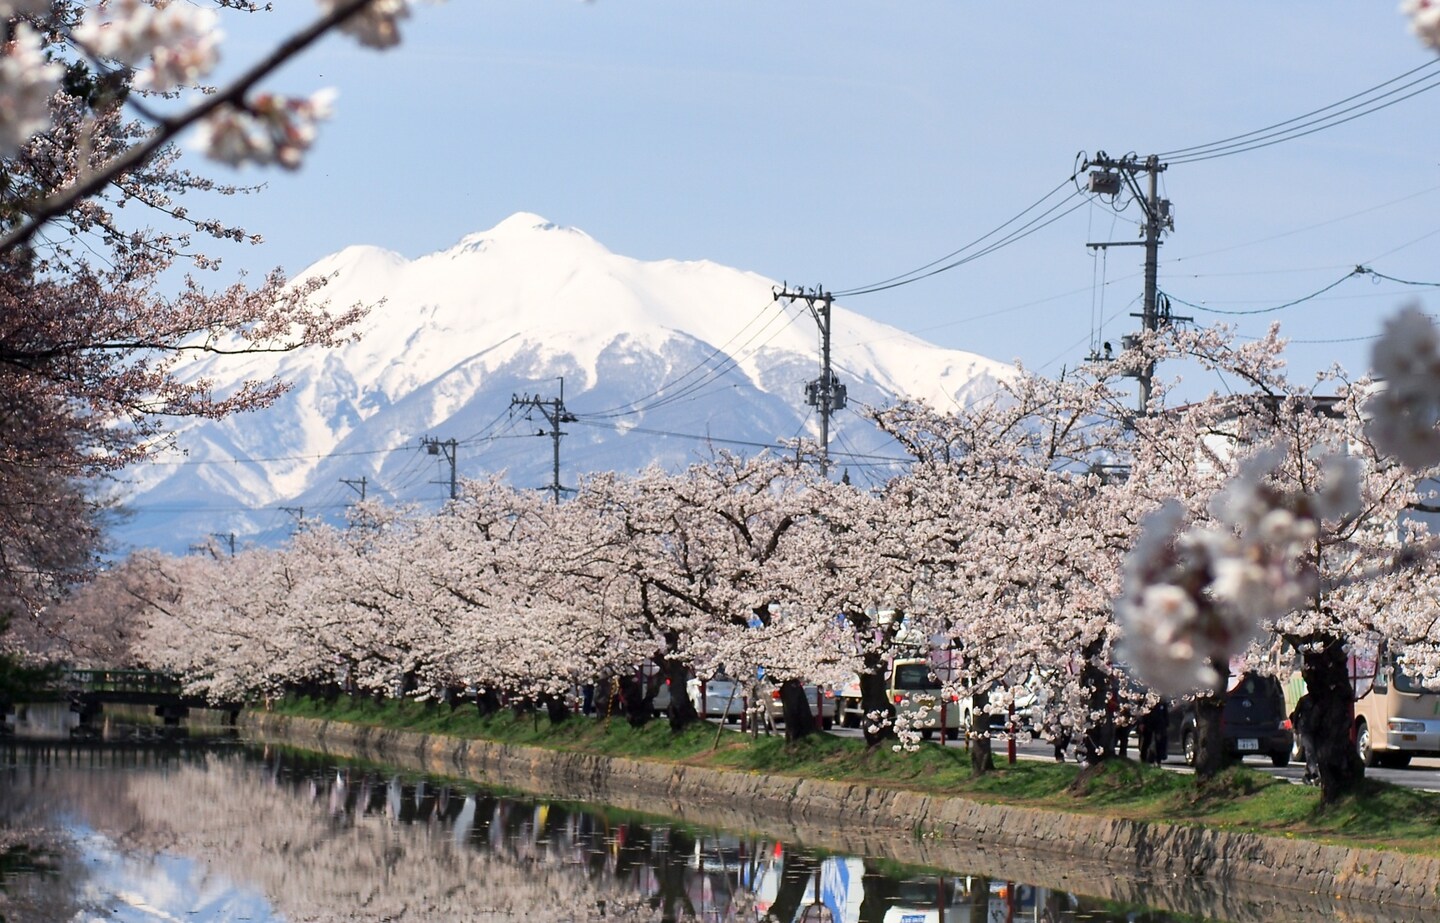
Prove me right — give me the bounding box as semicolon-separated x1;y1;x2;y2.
0;742;1420;923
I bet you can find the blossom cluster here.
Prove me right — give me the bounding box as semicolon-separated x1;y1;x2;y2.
0;22;61;156
0;0;427;167
1403;0;1440;50
72;0;221;92
319;0;411;49
1366;305;1440;469
1117;447;1361;696
198;90;337;169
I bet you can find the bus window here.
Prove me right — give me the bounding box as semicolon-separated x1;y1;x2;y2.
1393;664;1440;695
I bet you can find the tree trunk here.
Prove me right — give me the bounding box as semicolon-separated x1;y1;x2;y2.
473;687;502;717
1078;639;1114;763
970;690;994;774
1303;636;1364;803
542;693;569;724
662;658;700;732
615;674;653;727
778;678;816;742
1190;691;1227;779
859;668;894;748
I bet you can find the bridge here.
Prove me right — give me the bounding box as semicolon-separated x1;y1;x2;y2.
4;669;241;727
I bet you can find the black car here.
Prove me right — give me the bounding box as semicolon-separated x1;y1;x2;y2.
1171;672;1293;767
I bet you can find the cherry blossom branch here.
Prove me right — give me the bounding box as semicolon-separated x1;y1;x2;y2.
0;0;384;258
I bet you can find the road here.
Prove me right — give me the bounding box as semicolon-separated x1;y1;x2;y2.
819;725;1440;792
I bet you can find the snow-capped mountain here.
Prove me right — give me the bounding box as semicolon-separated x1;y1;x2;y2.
112;213;1013;554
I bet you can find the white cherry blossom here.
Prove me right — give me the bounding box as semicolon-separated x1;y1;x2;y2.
1366;305;1440;469
0;23;62;155
1403;0;1440;49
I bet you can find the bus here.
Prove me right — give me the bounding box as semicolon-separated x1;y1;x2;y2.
1284;644;1440;769
1353;652;1440;768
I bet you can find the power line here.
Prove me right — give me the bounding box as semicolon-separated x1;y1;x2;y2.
1161;264;1440;317
1158;59;1440;164
834;186;1089;298
569;417;914;464
602;303;803;418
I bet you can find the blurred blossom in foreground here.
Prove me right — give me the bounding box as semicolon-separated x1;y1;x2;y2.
197;90;337;169
1117;447;1359;696
0;23;62;156
1366;305;1440;470
73;0;222;93
1403;0;1440;50
318;0;413;49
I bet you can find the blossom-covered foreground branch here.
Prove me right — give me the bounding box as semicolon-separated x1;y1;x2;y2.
1366;305;1440;469
0;0;436;257
1117;447;1360;696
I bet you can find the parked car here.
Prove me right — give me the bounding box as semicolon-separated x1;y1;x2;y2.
891;658;969;740
686;673;746;722
759;681;837;730
1172;672;1293;767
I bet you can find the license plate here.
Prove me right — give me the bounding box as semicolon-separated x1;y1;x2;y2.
1237;738;1259;751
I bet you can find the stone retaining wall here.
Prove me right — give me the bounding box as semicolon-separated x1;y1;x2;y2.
243;712;1440;918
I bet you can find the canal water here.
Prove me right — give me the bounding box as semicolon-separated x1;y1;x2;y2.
0;730;1432;923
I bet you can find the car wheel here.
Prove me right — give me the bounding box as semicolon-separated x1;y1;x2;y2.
1270;751;1290;768
1356;720;1377;767
945;727;960;741
920;728;934;740
1378;752;1412;769
1182;729;1197;767
821;717;834;731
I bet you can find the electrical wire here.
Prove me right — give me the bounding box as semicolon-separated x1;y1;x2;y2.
1158;59;1440;164
834;188;1089;298
1162;265;1440;317
833;176;1078;294
570;417;914;464
584;300;804;420
1363;269;1440;288
583;297;795;418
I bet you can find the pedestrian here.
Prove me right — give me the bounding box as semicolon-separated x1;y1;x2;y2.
1139;700;1169;765
1290;692;1319;784
1051;722;1072;762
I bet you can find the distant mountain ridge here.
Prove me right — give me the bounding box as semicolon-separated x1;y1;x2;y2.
112;213;1013;554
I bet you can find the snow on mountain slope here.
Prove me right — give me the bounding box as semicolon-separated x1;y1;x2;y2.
112;213;1014;554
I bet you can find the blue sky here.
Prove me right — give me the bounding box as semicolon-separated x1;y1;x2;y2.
197;3;1440;393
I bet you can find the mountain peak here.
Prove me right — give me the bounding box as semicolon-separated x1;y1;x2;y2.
450;212;598;252
123;218;1013;555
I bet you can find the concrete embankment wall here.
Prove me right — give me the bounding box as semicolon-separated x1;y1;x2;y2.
243;712;1440;918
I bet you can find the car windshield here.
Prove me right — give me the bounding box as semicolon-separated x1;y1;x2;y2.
1223;675;1283;718
893;663;936;691
1393;664;1440;695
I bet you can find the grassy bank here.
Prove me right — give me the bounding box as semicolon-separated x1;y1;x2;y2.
268;695;1440;856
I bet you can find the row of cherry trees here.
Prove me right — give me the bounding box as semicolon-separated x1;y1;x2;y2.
49;320;1439;801
5;3;1440;808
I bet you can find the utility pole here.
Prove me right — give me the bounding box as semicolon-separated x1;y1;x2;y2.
279;506;304;534
209;532;236;556
1083;152;1177;413
510;377;577;503
340;476;367;503
421;437;458;501
775;284;846;477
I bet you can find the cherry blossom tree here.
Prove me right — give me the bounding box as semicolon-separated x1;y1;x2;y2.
867;366;1138;769
1111;323;1437;797
0;2;433;666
